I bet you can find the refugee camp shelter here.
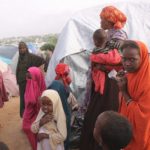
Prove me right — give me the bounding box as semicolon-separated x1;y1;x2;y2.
0;45;18;64
0;60;19;97
46;0;150;104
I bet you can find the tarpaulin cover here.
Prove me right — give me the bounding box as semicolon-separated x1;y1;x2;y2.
45;0;150;103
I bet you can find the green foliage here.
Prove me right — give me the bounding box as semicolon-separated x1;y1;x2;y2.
40;34;57;51
40;43;55;51
0;34;58;46
47;35;57;46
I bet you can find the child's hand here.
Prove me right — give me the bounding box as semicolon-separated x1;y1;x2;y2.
37;133;49;142
72;104;79;111
39;114;53;127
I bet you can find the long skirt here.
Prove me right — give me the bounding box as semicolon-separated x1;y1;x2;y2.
80;76;119;150
19;81;26;117
23;118;37;150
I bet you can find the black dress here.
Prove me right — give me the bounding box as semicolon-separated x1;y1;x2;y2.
16;53;45;117
80;74;119;150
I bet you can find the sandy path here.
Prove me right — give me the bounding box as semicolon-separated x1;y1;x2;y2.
0;97;32;150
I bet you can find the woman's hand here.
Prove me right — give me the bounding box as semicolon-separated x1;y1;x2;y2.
116;70;127;92
39;114;53;127
112;39;124;49
37;133;49;142
116;71;132;103
72;104;79;111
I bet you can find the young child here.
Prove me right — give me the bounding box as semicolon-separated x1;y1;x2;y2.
90;29;122;95
93;111;133;150
92;28;108;53
84;29;122;107
31;89;67;150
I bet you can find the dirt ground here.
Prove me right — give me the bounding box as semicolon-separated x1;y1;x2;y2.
0;97;32;150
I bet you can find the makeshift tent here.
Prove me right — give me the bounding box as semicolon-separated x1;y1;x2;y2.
46;0;150;103
10;51;19;74
0;45;19;96
0;45;18;64
0;60;19;97
0;60;8;73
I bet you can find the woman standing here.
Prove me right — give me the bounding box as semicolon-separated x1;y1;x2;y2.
16;41;45;117
23;67;46;150
117;40;150;150
80;6;127;150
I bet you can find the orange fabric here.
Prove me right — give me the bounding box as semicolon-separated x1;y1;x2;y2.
119;41;150;150
100;6;127;29
90;49;121;94
92;70;105;94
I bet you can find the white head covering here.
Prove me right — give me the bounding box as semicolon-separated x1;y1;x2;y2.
35;89;67;140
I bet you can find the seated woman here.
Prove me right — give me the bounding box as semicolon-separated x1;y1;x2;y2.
117;40;150;150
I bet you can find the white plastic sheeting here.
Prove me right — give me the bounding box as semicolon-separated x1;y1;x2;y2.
64;50;91;104
46;0;150;89
10;51;19;74
0;60;8;73
0;60;19;97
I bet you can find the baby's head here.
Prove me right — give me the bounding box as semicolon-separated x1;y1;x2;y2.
40;96;53;115
94;111;132;150
93;29;107;48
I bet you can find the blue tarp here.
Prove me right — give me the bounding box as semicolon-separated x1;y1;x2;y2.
0;56;12;64
27;43;38;53
0;45;18;64
0;45;18;59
